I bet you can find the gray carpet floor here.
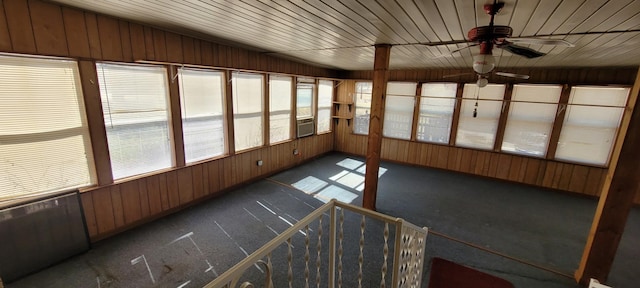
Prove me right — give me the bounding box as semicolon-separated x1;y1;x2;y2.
7;152;639;287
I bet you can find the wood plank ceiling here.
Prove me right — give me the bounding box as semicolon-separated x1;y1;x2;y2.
51;0;640;71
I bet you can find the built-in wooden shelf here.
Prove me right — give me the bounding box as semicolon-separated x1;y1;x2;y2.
332;101;354;126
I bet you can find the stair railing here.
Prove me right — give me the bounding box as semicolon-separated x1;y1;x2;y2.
203;199;428;288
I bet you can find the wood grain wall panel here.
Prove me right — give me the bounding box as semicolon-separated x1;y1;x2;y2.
152;29;167;61
177;168;194;205
29;0;68;56
192;39;201;64
118;20;132;62
109;185;124;228
61;7;90;58
84;12;102;59
128;23;146;60
207;160;220;194
164;170;179;209
200;163;209;196
178;33;196;64
142;26;155;60
96;15;122;61
558;163;574;191
91;187;115;234
146;174;163;215
80;192;98;238
191;164;204;200
200;41;213;65
0;0;12;51
164;32;182;63
120;181;142;224
568;165;589;193
156;173;170;211
4;0;36;53
137;178;151;219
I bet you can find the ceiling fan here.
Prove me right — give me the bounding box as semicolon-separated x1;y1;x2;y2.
427;0;574;87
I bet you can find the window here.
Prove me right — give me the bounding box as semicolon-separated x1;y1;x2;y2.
555;86;629;165
455;84;506;150
297;79;314;119
269;75;292;143
232;72;264;151
417;83;457;143
502;85;562;157
317;80;334;133
97;63;172;179
178;68;226;163
354;81;372;135
383;82;417;140
0;55;95;204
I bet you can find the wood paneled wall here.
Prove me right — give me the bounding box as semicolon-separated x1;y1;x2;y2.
335;67;640;203
81;134;333;241
0;0;338;241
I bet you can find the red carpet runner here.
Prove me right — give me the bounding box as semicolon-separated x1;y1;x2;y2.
428;257;515;288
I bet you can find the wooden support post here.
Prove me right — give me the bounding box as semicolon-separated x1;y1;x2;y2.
575;68;640;285
363;44;391;211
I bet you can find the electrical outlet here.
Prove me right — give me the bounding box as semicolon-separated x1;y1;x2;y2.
257;160;263;166
293;149;299;155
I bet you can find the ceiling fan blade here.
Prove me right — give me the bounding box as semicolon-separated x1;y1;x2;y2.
506;38;575;47
418;39;474;46
500;43;546;58
495;71;530;79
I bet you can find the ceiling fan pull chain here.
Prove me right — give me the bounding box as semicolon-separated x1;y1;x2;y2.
473;89;479;118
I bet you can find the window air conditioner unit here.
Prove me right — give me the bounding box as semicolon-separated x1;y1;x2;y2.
297;118;315;138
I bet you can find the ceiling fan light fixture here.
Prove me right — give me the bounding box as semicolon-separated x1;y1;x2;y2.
473;54;495;74
477;77;489;88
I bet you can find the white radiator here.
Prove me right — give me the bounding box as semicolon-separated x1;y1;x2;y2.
297;118;315;138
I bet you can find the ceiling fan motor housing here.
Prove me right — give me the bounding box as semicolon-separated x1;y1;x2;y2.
468;25;513;43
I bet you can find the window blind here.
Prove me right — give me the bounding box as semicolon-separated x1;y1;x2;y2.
456;84;506;150
556;86;629;165
317;80;333;133
383;82;417;140
269;75;292;144
96;63;172;179
178;68;226;163
232;72;264;151
417;83;457;143
502;85;561;157
0;55;95;205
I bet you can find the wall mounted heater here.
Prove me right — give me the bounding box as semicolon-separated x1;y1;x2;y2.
0;191;89;283
297;118;315;138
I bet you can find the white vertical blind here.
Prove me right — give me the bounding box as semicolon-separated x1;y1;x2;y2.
269;75;292;143
354;81;372;135
456;84;506;150
383;82;417;140
232;72;264;151
0;55;95;204
417;83;457;143
178;68;226;163
96;63;172;179
502;85;562;157
555;86;629;165
317;80;333;133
